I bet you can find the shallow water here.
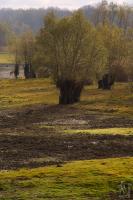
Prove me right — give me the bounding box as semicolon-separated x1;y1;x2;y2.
0;64;24;79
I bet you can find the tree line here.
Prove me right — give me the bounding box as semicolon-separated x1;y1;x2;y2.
0;1;132;34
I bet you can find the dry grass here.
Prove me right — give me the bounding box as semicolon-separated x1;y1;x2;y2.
0;52;14;64
0;79;132;118
79;83;133;117
0;79;58;109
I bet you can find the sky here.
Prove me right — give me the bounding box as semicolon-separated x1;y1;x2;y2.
0;0;132;9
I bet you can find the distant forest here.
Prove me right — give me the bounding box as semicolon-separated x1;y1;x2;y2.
0;8;72;34
0;2;132;48
0;3;133;33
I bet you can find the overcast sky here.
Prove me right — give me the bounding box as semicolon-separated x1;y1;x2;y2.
0;0;132;9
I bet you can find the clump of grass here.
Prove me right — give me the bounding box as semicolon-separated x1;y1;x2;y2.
64;128;133;136
0;157;133;199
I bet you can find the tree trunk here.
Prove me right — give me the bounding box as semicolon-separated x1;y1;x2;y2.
24;63;30;79
14;64;19;79
24;63;36;79
98;74;115;90
57;79;84;105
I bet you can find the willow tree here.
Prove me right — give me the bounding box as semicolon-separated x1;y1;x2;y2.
97;23;130;81
19;31;36;78
8;36;22;78
125;28;133;84
36;11;107;104
9;31;36;79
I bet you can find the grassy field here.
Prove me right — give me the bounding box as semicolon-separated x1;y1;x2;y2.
0;52;14;64
0;79;132;116
0;78;133;200
0;79;58;109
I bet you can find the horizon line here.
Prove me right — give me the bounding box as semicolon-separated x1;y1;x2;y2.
0;3;132;11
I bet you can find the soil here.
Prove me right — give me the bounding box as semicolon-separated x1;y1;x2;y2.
0;105;133;170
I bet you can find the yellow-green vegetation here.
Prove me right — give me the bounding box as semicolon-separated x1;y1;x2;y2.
64;128;133;136
0;79;58;109
0;157;133;200
80;83;133;117
0;79;132;117
0;52;14;64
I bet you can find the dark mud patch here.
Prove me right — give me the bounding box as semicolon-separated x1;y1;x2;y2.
0;105;133;170
0;134;133;170
0;105;132;130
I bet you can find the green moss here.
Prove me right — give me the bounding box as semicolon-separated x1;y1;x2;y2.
64;128;133;135
0;157;133;199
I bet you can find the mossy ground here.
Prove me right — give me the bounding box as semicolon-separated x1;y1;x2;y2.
0;157;133;200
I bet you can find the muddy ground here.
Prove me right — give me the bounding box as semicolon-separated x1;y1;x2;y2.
0;105;133;170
